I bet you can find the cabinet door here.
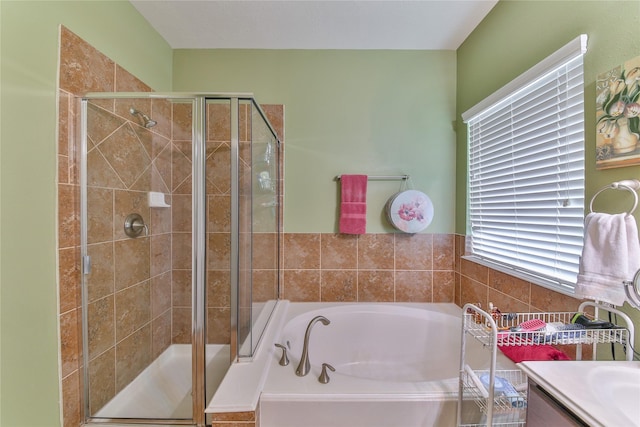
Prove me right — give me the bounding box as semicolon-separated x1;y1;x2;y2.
526;382;587;427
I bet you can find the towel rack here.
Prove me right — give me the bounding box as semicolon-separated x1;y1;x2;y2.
589;179;640;215
334;174;409;181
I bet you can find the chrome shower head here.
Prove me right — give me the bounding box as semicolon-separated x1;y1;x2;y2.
129;108;157;128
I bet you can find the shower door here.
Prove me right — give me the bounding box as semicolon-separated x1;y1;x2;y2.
80;95;203;423
80;93;280;426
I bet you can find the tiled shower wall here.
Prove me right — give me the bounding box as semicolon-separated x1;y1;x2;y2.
57;27;285;425
59;26;195;421
57;26;586;427
58;26;165;425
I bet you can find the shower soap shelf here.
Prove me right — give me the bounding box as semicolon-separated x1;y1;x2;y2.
457;301;634;426
148;191;170;208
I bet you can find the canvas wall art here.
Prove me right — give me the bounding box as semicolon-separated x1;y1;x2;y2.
595;55;640;169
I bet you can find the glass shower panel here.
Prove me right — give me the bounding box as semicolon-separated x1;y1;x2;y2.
81;97;194;420
203;99;233;402
237;100;280;358
236;99;253;357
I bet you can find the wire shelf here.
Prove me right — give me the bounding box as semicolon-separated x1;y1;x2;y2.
463;311;630;348
459;367;527;427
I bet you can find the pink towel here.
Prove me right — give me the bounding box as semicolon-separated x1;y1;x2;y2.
498;344;571;363
339;175;368;234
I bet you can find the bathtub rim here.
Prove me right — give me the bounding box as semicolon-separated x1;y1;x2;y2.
278;302;465;383
262;301;517;402
206;301;517;416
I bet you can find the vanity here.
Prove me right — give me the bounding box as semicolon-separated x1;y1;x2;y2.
519;361;640;427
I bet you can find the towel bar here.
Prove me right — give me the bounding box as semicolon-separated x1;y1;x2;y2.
334;175;409;181
589;179;640;215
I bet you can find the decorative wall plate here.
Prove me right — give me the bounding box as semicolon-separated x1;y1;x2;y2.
385;190;434;233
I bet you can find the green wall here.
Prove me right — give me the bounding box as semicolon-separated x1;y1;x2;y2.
173;49;457;233
2;1;639;426
456;0;640;354
456;0;640;232
0;1;172;425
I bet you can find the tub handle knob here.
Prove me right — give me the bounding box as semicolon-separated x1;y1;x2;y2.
274;343;289;366
318;363;335;384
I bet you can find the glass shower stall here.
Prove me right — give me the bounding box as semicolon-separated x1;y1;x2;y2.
78;93;281;426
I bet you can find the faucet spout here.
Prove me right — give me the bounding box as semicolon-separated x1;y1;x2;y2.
295;315;330;376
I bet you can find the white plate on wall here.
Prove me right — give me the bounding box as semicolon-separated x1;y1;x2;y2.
385;190;434;233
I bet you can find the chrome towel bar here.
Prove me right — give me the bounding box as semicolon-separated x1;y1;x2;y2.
334;174;409;181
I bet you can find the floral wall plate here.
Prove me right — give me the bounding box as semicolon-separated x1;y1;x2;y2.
385;190;434;233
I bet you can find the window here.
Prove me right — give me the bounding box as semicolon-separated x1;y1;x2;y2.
462;35;588;294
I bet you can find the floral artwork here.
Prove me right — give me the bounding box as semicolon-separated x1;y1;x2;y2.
596;55;640;169
398;201;423;222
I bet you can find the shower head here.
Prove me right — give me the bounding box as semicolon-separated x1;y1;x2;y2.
129;108;157;128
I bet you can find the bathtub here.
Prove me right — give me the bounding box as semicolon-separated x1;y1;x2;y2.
260;303;517;427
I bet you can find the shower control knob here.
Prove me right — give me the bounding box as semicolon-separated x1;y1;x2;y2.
124;213;148;238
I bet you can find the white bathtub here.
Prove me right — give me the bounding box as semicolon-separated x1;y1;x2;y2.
260;303;517;427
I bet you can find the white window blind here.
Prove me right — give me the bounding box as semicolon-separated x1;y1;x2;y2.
463;35;587;292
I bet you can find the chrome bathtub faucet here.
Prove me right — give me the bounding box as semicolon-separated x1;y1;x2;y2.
295;315;330;376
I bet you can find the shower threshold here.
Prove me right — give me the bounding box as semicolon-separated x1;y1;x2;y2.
94;344;230;420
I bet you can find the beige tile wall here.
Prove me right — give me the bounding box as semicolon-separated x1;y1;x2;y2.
453;235;585;313
60;26;149;426
280;233;456;303
277;233;584;309
59;25;181;419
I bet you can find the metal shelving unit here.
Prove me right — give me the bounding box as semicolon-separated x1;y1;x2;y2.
457;302;634;426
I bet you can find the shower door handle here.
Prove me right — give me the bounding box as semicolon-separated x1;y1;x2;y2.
82;255;91;275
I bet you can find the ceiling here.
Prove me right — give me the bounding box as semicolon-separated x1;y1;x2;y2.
130;0;499;50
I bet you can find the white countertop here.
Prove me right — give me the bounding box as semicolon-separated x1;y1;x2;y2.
519;360;640;427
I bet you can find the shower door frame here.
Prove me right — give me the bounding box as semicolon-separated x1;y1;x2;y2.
79;92;280;427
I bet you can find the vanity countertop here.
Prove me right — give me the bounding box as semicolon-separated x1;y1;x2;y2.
519;360;640;427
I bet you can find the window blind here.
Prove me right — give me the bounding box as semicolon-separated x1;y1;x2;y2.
464;36;587;291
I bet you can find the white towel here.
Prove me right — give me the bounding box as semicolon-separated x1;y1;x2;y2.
574;212;640;305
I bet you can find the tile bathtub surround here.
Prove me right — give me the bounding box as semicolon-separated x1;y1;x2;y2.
455;237;587;313
280;232;456;303
277;233;590;344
